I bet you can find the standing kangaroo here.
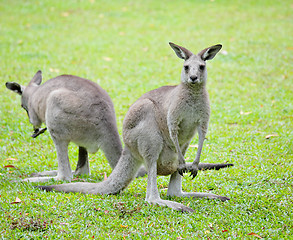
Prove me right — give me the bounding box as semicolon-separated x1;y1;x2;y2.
38;43;232;212
6;71;123;182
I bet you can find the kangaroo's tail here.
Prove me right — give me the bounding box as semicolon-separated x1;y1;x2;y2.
198;162;233;171
37;147;140;194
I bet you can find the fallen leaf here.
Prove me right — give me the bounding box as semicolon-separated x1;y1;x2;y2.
104;172;108;180
248;232;262;238
103;57;112;62
4;158;18;161
120;224;128;228
222;229;228;232
61;12;70;17
240;110;252;115
265;134;279;139
11;197;22;204
4;164;16;168
49;68;60;73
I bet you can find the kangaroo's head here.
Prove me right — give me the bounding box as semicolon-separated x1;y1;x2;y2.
6;70;43;128
169;42;222;86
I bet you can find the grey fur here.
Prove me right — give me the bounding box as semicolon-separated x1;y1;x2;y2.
6;72;123;182
37;43;232;212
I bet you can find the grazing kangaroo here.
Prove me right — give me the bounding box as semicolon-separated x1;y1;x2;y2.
38;42;232;212
6;71;123;182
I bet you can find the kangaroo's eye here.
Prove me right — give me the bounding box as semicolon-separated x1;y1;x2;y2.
184;65;189;71
199;65;205;71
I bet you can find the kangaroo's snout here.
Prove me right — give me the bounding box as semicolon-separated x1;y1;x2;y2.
190;75;198;83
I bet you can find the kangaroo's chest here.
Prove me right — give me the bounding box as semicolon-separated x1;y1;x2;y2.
177;98;210;142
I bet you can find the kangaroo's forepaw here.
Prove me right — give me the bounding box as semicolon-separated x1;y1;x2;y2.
186;165;198;179
177;165;187;176
178;164;198;179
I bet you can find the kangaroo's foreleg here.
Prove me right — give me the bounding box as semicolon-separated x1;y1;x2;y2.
184;125;208;179
169;125;188;177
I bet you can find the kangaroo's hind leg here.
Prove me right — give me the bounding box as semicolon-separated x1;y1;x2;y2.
30;146;90;178
167;171;229;201
74;146;89;175
22;139;72;182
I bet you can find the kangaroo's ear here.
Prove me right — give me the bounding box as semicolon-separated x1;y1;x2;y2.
169;42;193;60
29;70;42;86
198;44;222;61
6;82;24;95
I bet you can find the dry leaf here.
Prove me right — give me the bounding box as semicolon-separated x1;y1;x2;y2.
4;164;16;168
61;12;70;17
240;111;252;115
248;232;262;238
265;134;279;139
103;57;112;62
222;229;228;232
4;158;18;161
49;68;60;73
104;172;108;180
120;224;128;228
11;197;22;204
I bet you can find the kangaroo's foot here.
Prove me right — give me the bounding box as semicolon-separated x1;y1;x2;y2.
23;172;72;182
30;170;58;177
147;198;195;213
21;176;71;182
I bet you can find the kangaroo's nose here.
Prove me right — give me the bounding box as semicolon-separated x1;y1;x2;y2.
190;76;198;82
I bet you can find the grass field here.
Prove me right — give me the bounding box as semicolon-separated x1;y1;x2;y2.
0;0;292;239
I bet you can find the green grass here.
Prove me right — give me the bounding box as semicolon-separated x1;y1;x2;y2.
0;0;292;239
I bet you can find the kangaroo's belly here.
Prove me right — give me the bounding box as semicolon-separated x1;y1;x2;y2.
157;145;178;176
